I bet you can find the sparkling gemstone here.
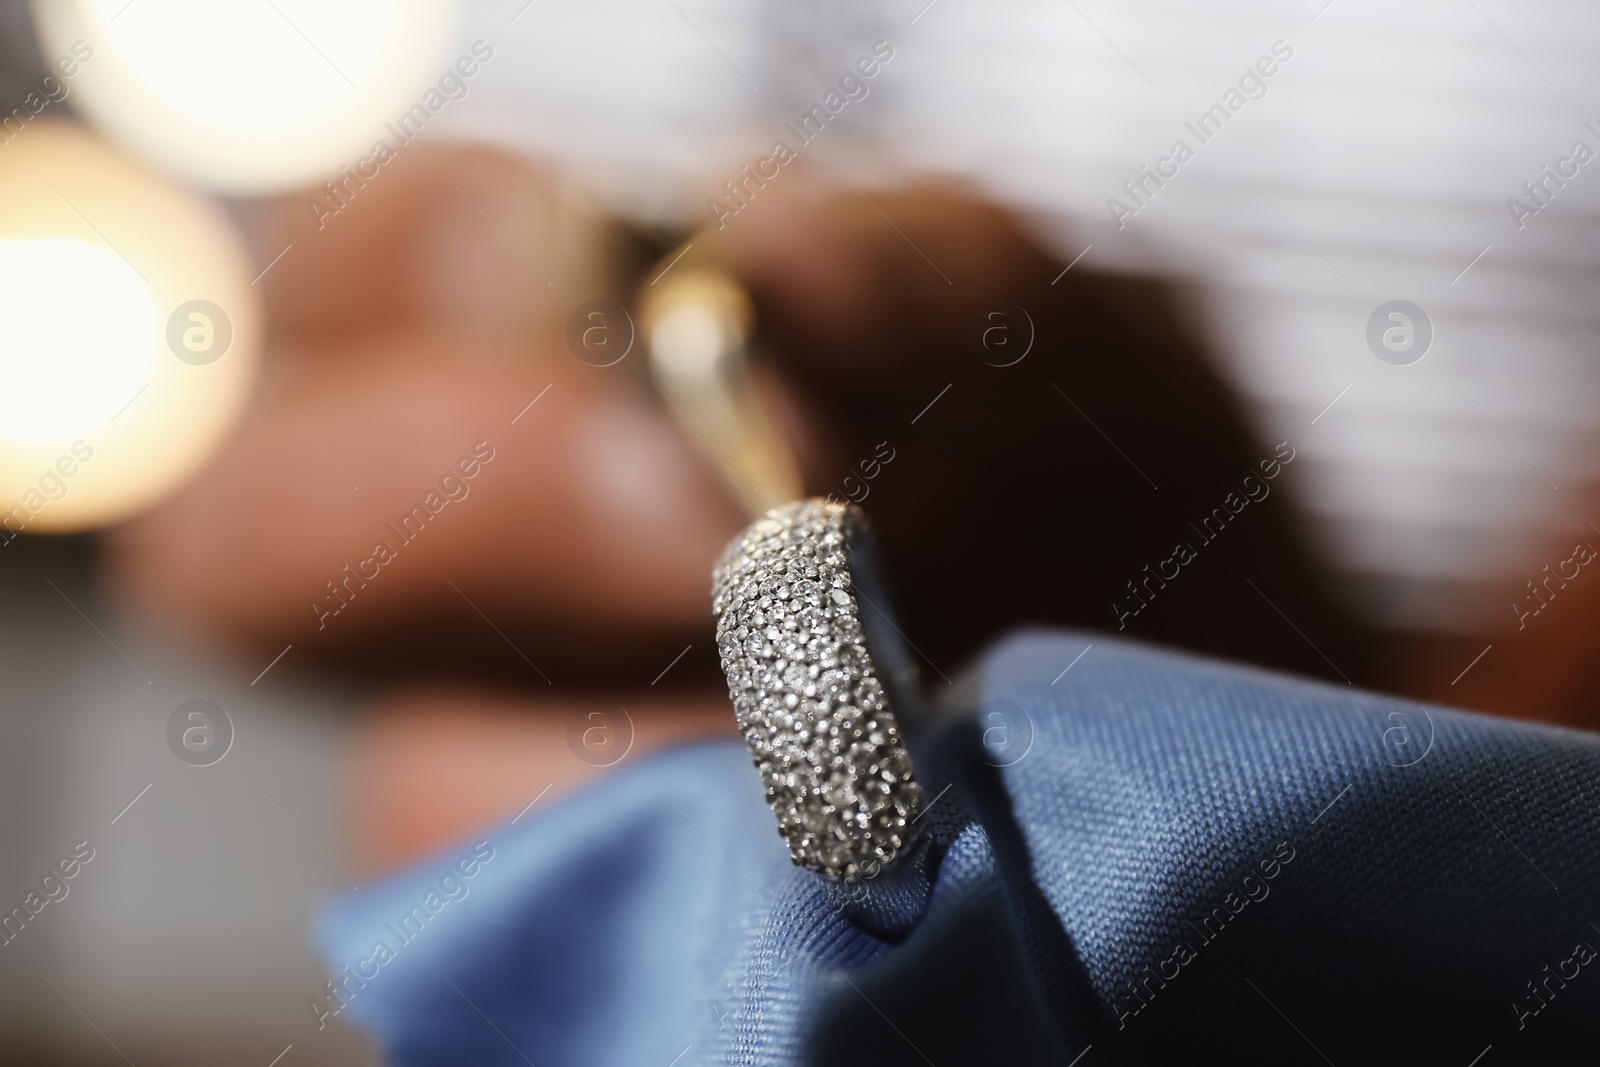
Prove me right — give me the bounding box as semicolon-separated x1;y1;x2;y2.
711;498;925;879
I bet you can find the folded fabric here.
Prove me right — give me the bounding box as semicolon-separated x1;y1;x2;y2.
319;630;1600;1064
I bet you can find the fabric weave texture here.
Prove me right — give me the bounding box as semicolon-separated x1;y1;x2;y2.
321;630;1600;1064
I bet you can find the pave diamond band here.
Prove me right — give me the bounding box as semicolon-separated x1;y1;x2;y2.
713;499;924;879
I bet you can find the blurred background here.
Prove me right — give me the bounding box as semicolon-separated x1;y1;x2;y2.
3;0;1600;1061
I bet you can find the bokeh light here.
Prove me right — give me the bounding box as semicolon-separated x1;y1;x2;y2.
31;0;462;193
0;122;258;531
0;236;156;441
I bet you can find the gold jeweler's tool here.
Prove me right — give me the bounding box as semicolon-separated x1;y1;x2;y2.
640;248;802;519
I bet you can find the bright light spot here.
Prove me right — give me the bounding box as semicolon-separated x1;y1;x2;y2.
0;237;156;442
88;0;395;130
652;306;726;377
34;0;461;193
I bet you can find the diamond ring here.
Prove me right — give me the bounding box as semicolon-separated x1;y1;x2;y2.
712;498;925;879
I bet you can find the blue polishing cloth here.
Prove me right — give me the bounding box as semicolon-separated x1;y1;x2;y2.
319;630;1600;1064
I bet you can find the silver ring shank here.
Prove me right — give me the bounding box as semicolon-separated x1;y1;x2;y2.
713;499;924;879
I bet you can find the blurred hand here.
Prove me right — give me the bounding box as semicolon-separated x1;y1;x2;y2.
109;146;749;681
106;148;1377;868
111;149;1368;685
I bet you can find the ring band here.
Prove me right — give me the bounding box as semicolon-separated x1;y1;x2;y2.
713;498;924;878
